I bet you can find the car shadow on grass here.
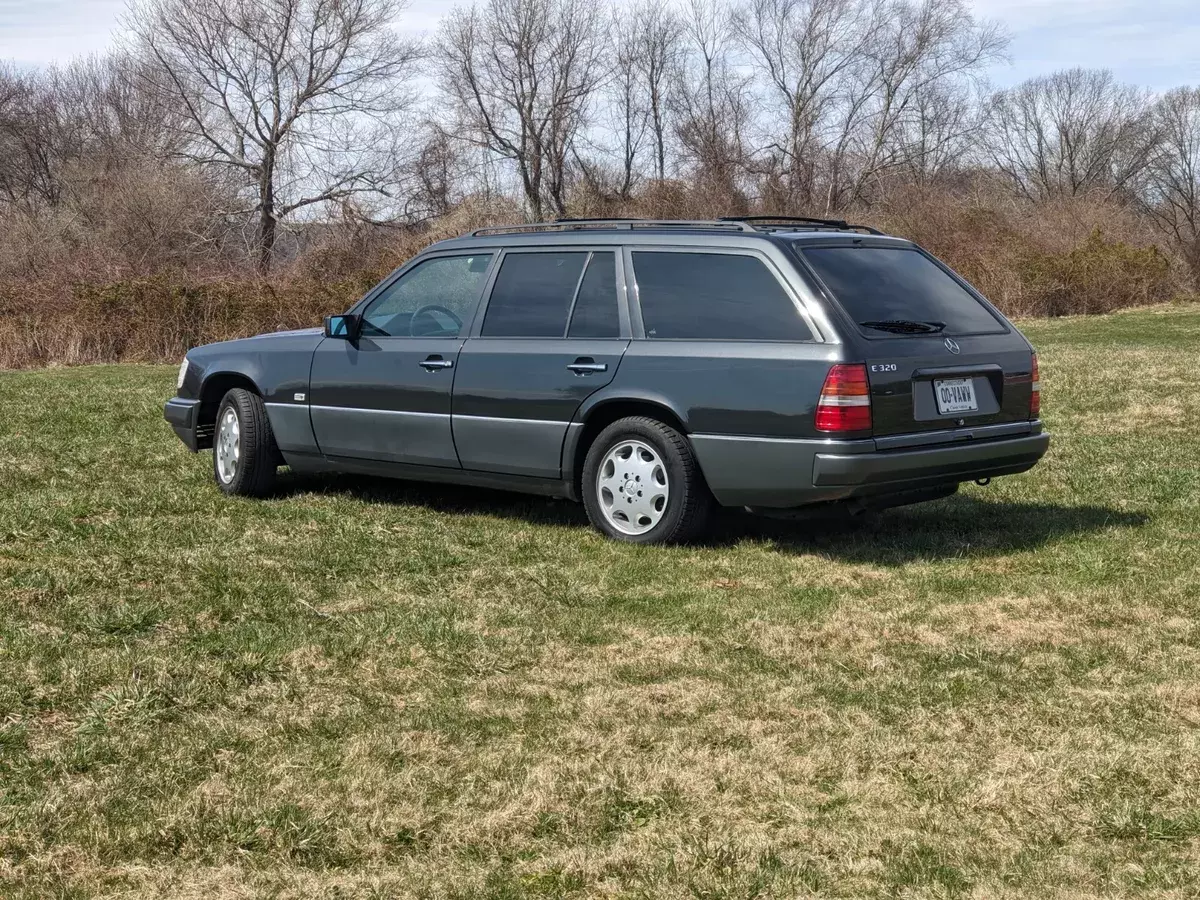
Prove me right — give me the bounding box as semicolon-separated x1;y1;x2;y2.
273;472;1147;563
705;495;1149;563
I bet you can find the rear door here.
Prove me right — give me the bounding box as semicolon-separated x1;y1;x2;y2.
451;248;628;478
797;242;1036;437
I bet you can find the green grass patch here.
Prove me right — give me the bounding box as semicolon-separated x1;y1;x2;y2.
1;306;1199;897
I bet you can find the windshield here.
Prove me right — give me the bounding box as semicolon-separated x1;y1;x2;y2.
798;245;1006;336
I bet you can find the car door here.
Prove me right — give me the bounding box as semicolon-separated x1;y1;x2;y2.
309;252;496;467
451;248;629;478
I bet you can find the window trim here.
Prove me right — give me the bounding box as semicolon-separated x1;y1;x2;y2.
624;245;823;343
350;250;499;340
469;246;631;340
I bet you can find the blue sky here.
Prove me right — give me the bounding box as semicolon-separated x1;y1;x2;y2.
1;0;1196;91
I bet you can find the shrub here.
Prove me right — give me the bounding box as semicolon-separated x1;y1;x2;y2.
1016;228;1173;316
0;276;370;369
0;191;1186;369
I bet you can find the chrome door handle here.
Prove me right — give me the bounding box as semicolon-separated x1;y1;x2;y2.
568;362;607;374
419;357;453;371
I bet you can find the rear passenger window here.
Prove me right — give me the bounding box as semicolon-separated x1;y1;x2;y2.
482;252;587;337
568;252;620;338
633;252;812;341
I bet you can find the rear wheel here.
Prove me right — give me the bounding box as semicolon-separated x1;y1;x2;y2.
582;416;712;544
212;388;278;497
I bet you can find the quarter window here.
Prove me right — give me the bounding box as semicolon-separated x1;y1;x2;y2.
482;252;588;337
360;254;493;338
568;252;620;338
633;252;812;341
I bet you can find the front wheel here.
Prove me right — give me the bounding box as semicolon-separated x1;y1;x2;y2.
581;416;712;544
212;388;278;497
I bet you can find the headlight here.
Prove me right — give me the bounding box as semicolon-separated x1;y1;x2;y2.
176;358;190;391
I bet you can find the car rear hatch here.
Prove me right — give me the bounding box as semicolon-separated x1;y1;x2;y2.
794;239;1036;440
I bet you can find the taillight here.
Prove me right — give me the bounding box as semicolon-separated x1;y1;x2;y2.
816;364;872;433
1030;353;1041;419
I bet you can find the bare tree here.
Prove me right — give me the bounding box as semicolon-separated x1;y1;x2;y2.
673;0;752;209
887;78;979;186
734;0;881;209
575;2;683;203
0;55;164;210
734;0;1003;211
843;0;1005;203
407;125;473;221
598;7;650;201
1146;87;1200;288
126;0;422;272
0;64;65;208
437;0;607;221
984;67;1159;202
632;1;682;182
51;54;186;169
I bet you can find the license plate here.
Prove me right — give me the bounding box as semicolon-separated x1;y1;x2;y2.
934;378;978;414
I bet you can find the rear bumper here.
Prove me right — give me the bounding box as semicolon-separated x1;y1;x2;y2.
814;431;1050;488
690;425;1050;508
164;398;201;452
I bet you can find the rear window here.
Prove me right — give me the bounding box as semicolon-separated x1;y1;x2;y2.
482;252;588;337
633;251;812;341
799;246;1005;335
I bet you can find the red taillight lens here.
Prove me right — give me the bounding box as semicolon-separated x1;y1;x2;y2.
1030;353;1041;419
816;364;872;433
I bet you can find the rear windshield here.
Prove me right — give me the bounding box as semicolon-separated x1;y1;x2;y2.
798;245;1005;336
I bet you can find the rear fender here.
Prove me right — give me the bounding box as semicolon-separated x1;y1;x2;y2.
561;389;692;499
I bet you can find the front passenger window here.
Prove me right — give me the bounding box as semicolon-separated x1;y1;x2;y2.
360;254;494;338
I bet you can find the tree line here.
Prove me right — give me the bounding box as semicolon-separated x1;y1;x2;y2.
1;0;1198;289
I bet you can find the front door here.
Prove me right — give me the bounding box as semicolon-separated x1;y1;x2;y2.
452;249;628;478
309;252;496;467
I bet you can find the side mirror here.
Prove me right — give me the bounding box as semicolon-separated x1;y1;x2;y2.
324;314;361;340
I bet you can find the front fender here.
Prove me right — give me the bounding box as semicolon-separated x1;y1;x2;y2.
190;344;317;404
182;330;325;456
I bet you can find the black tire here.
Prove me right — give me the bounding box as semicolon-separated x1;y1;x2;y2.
212;388;278;497
581;416;713;544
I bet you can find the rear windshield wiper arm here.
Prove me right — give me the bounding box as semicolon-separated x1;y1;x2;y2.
859;319;947;334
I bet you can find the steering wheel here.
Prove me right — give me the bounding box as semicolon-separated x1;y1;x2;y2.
410;305;462;337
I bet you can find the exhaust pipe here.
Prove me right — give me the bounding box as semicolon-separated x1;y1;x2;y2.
974;477;991;487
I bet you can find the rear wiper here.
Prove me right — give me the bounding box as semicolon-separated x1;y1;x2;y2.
859;319;946;334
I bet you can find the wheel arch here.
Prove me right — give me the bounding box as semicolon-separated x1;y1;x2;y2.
196;371;263;449
564;394;691;500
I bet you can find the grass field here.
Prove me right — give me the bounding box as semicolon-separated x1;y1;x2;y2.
2;305;1199;899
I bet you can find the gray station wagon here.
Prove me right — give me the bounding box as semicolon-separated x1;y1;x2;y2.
164;216;1049;543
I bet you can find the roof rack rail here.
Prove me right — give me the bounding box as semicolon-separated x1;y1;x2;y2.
719;215;884;235
471;217;756;236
